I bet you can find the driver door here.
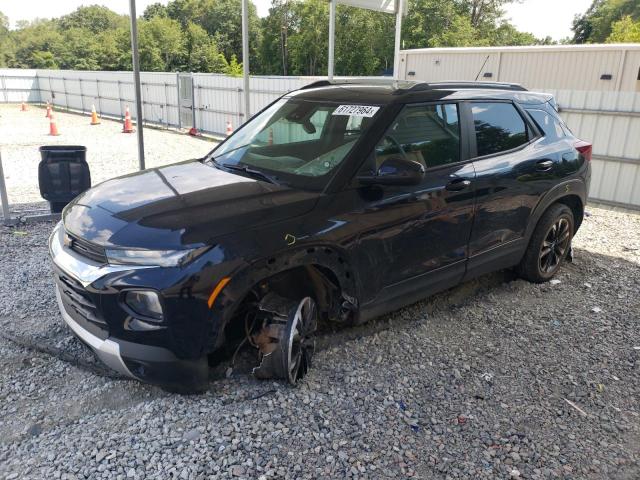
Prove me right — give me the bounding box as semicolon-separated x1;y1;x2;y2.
353;102;476;304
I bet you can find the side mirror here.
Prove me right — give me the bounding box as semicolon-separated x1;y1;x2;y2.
358;157;425;186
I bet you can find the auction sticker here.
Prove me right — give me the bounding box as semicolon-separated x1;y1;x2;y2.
332;105;380;117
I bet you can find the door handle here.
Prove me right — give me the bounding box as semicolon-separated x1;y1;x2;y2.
445;178;471;191
536;160;554;171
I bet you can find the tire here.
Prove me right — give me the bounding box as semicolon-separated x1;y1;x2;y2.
252;296;317;385
518;203;574;283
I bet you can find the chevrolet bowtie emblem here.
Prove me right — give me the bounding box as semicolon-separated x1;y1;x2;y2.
63;233;73;248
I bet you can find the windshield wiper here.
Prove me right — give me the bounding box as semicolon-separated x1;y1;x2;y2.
216;162;279;185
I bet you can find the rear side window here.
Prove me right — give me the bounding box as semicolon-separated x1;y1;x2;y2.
526;109;566;141
471;102;529;157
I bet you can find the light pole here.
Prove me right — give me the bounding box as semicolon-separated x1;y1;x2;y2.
129;0;145;170
242;0;251;122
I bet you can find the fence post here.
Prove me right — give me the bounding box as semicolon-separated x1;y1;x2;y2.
62;76;69;111
117;79;124;118
0;150;12;225
176;72;182;129
78;77;85;113
96;78;103;115
191;73;196;131
163;82;169;129
1;74;6;103
237;86;243;130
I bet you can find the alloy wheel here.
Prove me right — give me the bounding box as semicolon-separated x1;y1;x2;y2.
539;217;571;274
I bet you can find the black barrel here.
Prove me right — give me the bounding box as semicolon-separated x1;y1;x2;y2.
38;145;91;213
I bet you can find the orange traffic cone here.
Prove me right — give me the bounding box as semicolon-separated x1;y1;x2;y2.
122;106;134;133
45;102;51;118
49;112;60;136
226;120;233;137
90;104;100;125
21;102;27;111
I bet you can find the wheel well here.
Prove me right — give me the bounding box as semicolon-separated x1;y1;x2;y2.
259;264;342;318
555;195;584;231
217;264;346;353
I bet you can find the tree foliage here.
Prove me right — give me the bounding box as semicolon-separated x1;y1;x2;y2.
0;0;580;76
572;0;640;43
607;15;640;43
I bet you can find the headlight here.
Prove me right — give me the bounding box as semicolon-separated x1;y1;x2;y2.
105;246;209;267
124;290;163;321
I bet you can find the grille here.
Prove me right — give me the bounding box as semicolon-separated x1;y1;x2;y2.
56;271;107;331
66;232;108;264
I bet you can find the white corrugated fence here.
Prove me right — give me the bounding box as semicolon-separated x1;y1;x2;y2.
1;46;639;209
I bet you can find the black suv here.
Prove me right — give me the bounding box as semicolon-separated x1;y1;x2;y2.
49;80;592;391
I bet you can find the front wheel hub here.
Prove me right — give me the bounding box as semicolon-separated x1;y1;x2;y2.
252;295;317;385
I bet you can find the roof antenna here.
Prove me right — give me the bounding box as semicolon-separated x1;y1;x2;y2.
474;55;490;81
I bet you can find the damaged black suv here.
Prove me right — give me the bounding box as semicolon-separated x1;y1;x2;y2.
50;80;592;391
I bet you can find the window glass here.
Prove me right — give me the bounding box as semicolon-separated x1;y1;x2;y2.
255;108;329;145
373;103;461;170
210;98;378;190
526;108;566;141
472;102;529;157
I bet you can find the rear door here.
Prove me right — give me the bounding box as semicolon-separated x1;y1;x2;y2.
466;100;554;276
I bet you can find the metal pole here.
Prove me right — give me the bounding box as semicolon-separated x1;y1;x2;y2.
241;0;250;122
0;151;11;224
328;0;336;80
393;0;404;80
129;0;146;170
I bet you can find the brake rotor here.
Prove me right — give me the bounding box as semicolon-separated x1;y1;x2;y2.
252;295;317;384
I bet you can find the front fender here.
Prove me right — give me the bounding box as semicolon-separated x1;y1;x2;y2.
208;244;359;351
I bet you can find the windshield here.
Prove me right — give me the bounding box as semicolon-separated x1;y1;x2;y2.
208;98;380;190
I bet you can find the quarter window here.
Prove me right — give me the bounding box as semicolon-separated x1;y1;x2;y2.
526;108;569;140
374;103;461;170
471;102;529;157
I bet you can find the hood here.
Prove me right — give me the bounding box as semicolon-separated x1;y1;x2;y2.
63;160;320;249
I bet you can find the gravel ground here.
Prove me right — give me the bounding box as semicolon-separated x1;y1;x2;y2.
0;103;216;211
0;205;639;480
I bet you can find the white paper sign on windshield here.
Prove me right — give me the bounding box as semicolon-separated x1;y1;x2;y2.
332;105;380;117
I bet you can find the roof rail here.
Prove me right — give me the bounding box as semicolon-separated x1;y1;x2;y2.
428;81;527;91
300;80;334;90
298;79;527;93
299;78;411;90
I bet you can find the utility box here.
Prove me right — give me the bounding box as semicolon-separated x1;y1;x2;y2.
38;146;90;213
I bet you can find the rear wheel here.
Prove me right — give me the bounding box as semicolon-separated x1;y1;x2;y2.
518;203;574;283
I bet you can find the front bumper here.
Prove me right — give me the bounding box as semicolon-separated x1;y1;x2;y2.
55;285;134;377
49;223;209;390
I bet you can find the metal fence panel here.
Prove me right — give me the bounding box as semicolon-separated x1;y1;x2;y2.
2;65;639;209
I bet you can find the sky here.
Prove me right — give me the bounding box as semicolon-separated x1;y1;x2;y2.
1;0;594;41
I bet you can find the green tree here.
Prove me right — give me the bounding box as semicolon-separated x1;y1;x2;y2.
143;3;169;20
139;16;185;71
183;22;229;72
336;6;390;75
259;0;296;75
288;0;328;75
573;0;640;43
224;54;243;76
10;20;64;69
488;22;539;46
165;0;261;64
607;15;640;42
0;11;13;67
58;5;127;33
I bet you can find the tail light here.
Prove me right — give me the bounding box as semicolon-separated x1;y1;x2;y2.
575;140;592;162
